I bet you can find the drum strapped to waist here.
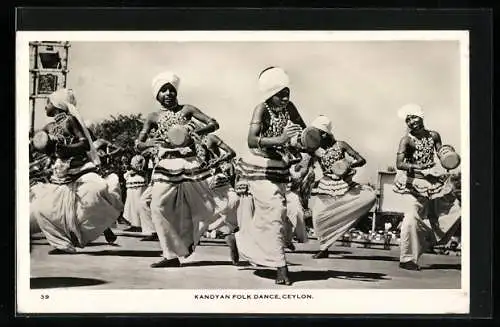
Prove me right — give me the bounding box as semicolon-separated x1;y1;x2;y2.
32;131;54;152
331;159;350;177
130;155;146;171
438;145;460;170
166;125;192;147
290;126;322;152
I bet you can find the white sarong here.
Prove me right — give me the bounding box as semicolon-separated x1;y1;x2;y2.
31;172;123;252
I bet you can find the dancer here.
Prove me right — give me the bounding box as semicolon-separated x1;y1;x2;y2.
133;128;171;242
93;138;123;170
308;115;377;259
29;151;52;235
226;66;307;285
202;134;239;238
283;154;314;250
393;104;461;270
30;88;123;254
122;155;149;233
92;137;126;239
135;71;227;268
135;146;159;242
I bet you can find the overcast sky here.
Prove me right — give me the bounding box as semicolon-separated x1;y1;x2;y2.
33;40;462;184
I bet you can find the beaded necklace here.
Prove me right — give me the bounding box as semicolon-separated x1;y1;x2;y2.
47;112;70;145
262;103;290;138
408;133;435;166
153;107;189;141
319;142;345;174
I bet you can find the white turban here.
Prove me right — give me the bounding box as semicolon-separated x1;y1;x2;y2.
48;88;100;166
151;71;180;99
258;67;290;102
311;115;333;135
49;88;77;111
397;103;424;120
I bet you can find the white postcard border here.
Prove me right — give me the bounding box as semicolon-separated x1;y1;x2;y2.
16;30;470;314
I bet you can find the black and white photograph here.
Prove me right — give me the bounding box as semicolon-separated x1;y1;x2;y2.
17;30;469;314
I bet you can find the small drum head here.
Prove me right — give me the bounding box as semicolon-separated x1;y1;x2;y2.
131;154;146;171
32;131;50;151
167;125;191;147
331;159;350;177
300;126;322;151
438;145;460;170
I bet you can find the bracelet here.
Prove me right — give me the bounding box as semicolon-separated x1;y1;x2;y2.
257;136;262;149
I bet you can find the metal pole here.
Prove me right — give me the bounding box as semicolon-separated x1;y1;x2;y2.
372;206;377;233
30;43;40;137
29;99;35;137
372;171;382;234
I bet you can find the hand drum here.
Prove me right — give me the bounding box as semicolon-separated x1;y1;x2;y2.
300;126;322;152
438;145;461;170
166;125;192;147
32;131;51;151
331;159;350;177
131;155;146;171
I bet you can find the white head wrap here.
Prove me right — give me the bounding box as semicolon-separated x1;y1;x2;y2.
311;115;333;135
151;71;180;99
397;103;424;120
258;67;290;102
48;88;101;166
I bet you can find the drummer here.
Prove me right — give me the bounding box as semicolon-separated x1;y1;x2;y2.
93;138;126;204
122;155;149;234
89;136;127;238
283;153;315;250
307;115;376;259
225;66;307;285
393;104;461;271
135;71;226;268
200;133;239;238
93;138;124;170
30;88;123;254
134;142;160;241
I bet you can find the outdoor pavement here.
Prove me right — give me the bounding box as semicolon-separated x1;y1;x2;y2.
30;227;461;290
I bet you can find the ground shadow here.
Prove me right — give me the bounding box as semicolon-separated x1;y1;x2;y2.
338;255;398;262
198;241;227;247
31;277;107;289
254;269;389;283
421;264;461;270
199;238;225;243
78;250;161;257
290;250;352;255
111;232;147;238
31;241;121;247
85;242;121;247
182;260;236;267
